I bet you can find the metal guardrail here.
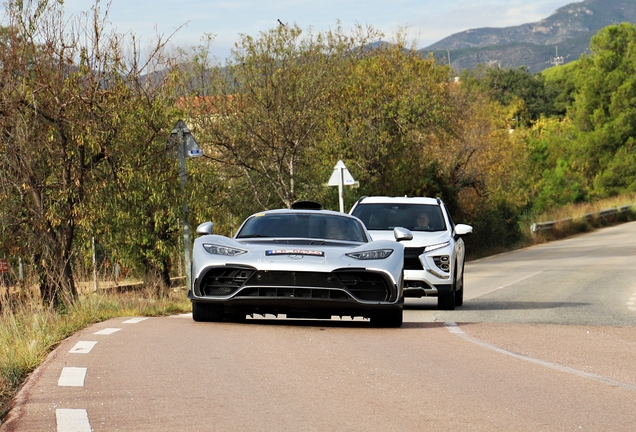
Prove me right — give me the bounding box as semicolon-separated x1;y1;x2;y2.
531;205;634;234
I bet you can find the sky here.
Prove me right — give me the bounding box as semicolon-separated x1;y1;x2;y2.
4;0;578;60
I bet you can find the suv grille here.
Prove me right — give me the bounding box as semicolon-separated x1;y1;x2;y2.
404;247;425;270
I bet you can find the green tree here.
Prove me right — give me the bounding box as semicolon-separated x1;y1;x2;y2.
462;65;559;127
541;60;580;117
181;23;381;211
522;116;587;212
568;22;636;198
0;1;178;305
441;75;531;248
324;41;457;200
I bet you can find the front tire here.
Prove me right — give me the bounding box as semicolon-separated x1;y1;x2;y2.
439;261;460;310
455;272;464;307
438;289;456;310
192;302;224;322
370;309;403;328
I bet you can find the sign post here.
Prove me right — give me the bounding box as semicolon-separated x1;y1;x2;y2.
168;120;202;291
327;160;358;213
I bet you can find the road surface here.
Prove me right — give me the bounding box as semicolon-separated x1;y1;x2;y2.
2;222;636;431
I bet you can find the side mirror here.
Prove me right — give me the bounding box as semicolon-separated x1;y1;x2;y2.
196;222;214;236
455;224;473;236
393;227;413;242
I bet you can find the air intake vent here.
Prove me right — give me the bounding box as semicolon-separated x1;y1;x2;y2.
291;200;322;210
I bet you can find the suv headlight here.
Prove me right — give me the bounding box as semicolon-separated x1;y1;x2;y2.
346;249;394;260
424;241;450;252
203;243;247;256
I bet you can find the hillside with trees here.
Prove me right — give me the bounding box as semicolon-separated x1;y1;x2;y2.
423;0;636;72
1;1;636;311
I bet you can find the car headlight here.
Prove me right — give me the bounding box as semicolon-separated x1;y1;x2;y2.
202;243;247;256
346;249;394;260
424;241;450;252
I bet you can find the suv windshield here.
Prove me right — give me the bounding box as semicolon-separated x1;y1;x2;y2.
236;213;367;242
351;203;447;232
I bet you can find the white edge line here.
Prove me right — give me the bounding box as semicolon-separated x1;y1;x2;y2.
444;322;636;392
56;408;92;432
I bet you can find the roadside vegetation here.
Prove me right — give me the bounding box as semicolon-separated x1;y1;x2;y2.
2;0;636;421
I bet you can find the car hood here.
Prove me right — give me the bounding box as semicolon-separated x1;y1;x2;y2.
367;230;451;247
192;234;405;270
239;240;353;264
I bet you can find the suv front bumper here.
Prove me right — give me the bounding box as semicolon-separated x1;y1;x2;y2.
403;246;454;298
403;269;453;297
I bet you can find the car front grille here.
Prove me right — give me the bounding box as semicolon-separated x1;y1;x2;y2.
198;268;392;302
404;247;425;270
199;268;255;296
245;271;342;289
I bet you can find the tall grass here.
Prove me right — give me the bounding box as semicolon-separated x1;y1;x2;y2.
0;285;190;420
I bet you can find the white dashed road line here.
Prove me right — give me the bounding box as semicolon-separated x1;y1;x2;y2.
444;322;636;392
58;367;87;387
123;317;148;324
93;327;121;335
69;341;97;354
56;408;92;432
55;317;148;431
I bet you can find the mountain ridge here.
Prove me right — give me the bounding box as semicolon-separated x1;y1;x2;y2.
420;0;636;72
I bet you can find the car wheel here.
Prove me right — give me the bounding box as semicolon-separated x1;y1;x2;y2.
192;302;224;322
438;267;456;311
370;309;403;328
438;290;455;310
455;263;464;307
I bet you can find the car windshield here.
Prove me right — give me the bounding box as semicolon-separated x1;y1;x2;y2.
236;212;367;242
351;203;447;232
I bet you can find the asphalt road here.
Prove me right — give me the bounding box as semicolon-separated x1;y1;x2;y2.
3;222;636;431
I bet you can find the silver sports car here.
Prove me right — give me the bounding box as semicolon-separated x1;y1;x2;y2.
188;201;412;327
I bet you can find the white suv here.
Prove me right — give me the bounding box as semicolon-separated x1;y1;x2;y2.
350;196;472;310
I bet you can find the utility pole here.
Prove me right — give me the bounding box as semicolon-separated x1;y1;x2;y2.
550;46;564;66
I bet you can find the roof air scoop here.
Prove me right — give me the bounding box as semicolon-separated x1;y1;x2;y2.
291;201;323;210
